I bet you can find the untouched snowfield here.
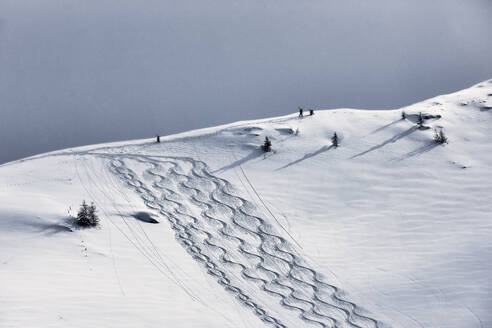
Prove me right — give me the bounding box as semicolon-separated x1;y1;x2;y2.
1;80;492;328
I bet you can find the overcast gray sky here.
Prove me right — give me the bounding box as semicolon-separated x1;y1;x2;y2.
1;0;491;164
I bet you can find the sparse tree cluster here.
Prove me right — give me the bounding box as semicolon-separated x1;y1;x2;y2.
76;201;99;227
401;110;449;145
258;106;449;156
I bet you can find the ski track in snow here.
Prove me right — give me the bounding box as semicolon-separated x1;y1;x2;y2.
78;149;383;328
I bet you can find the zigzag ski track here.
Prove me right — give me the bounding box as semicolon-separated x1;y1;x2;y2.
92;151;381;328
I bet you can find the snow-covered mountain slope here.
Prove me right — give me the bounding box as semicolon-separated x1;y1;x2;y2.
1;79;491;328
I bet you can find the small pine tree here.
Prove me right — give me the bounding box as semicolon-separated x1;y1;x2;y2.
434;129;448;144
417;112;424;127
331;132;339;148
261;137;272;152
76;201;99;227
87;202;99;226
401;111;406;120
77;201;90;226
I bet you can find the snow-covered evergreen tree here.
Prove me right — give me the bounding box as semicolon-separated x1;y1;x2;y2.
261;137;272;152
87;202;99;226
332;132;339;148
417;112;424;127
76;201;99;227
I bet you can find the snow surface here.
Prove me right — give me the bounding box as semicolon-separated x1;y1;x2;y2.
1;80;492;328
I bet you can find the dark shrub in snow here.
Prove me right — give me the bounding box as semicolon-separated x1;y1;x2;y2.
434;129;448;144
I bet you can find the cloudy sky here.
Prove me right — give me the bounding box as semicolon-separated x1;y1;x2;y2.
1;0;491;164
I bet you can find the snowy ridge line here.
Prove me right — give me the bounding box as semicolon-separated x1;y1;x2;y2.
186;158;380;328
106;156;287;328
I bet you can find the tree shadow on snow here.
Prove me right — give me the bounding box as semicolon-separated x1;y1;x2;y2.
370;119;403;134
213;149;263;173
276;145;333;170
351;126;419;159
405;113;441;124
22;217;74;235
393;142;440;161
108;211;159;223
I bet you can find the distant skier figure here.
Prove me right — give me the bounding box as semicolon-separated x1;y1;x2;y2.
331;132;339;148
156;135;160;143
299;107;303;117
309;109;314;116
